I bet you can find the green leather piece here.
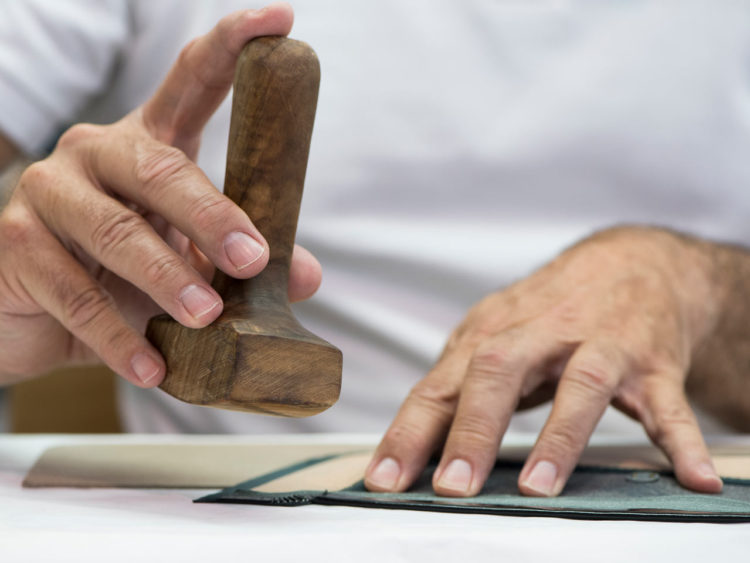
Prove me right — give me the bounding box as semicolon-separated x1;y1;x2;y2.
196;459;750;523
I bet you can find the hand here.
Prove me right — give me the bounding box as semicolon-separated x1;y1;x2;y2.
0;3;321;387
365;226;725;497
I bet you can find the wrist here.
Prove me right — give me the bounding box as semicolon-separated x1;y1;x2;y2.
676;234;750;429
582;225;721;350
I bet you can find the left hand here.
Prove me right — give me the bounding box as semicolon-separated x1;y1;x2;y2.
0;3;321;387
365;226;724;497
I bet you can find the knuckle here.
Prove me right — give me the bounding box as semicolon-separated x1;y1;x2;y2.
102;322;134;353
186;193;236;233
551;301;581;326
174;39;207;91
173;34;227;95
215;13;244;50
90;209;146;258
463;324;496;348
142;252;186;288
56;123;103;150
540;420;585;457
566;362;617;398
177;38;199;66
382;421;433;455
63;285;115;332
471;344;510;370
0;205;36;249
134;145;191;193
407;378;460;417
18;161;55;195
650;403;695;442
451;412;497;449
467;345;520;391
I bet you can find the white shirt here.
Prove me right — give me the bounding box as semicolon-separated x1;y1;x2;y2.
0;0;747;435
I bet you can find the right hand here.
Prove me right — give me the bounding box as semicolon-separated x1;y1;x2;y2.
365;226;726;497
0;3;321;387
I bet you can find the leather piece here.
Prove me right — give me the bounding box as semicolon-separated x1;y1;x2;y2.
22;443;369;488
197;456;750;523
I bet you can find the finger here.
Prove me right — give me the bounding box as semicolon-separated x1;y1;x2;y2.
366;314;514;493
144;215;216;283
174;235;215;284
641;379;723;493
143;3;294;154
86;132;270;279
364;373;458;493
142;216;215;295
365;318;494;493
288;244;321;302
433;326;560;497
29;169;223;328
518;340;623;497
18;212;165;387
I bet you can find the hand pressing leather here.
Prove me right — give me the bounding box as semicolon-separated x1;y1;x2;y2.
366;226;731;497
0;3;321;387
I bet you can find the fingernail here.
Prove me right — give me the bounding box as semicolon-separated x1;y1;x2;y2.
131;352;161;384
224;231;265;271
436;459;473;495
367;457;401;490
180;284;220;320
522;460;558;497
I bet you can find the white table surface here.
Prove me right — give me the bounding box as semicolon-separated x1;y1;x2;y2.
1;433;749;562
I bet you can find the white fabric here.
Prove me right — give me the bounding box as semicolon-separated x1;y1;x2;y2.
2;434;750;563
0;0;748;435
0;0;130;154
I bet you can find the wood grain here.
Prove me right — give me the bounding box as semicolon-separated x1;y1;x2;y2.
147;37;342;416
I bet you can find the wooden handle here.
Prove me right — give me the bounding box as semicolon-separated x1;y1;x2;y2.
213;36;320;311
147;36;339;415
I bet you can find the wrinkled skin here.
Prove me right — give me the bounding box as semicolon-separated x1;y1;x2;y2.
0;3;321;388
366;227;731;497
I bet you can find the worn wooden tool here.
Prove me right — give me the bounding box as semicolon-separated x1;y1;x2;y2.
146;37;342;416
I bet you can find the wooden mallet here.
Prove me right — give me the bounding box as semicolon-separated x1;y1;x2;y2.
146;37;342;417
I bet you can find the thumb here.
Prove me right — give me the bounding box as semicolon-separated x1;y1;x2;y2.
141;2;294;156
